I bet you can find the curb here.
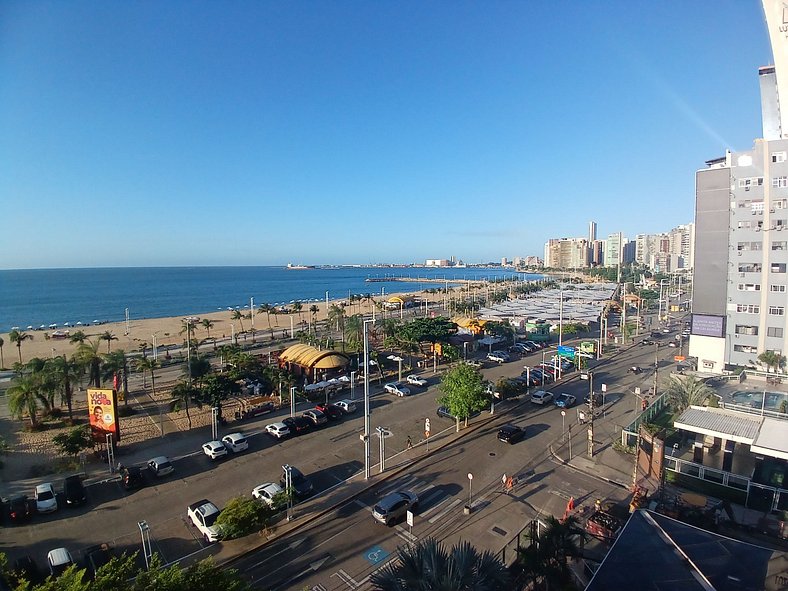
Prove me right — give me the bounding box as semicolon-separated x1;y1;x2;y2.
547;444;630;490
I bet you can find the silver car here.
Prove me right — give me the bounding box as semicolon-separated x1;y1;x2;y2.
372;490;418;526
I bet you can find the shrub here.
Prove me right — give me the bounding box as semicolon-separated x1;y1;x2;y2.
215;496;274;540
52;425;92;457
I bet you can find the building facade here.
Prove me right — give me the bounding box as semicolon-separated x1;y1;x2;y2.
544;238;590;269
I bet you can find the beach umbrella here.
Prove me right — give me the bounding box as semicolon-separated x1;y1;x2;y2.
39;325;46;330
12;326;20;330
76;321;82;326
27;325;33;330
49;324;57;328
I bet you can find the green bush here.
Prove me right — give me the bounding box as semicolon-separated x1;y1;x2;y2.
215;496;274;539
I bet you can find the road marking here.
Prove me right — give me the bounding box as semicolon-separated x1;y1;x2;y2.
363;545;389;565
418;489;444;509
419;495;450;517
428;498;462;523
394;524;417;542
377;474;416;496
412;482;435;496
331;569;360;589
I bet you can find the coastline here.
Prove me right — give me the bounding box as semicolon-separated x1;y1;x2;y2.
1;287;456;365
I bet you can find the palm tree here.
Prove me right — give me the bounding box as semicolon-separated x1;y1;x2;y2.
75;339;104;388
309;304;319;331
201;318;215;339
371;538;510;591
9;329;32;364
138;341;149;358
99;331;118;353
7;375;44;429
230;309;245;332
292;301;304;324
170;381;200;429
102;350;130;401
68;330;87;345
0;336;4;369
257;303;273;336
757;350;787;374
664;374;712;415
46;355;82;422
327;304;347;350
135;357;160;396
514;515;587;589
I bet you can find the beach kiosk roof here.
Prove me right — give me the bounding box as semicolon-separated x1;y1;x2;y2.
279;344;350;370
386;295;416;304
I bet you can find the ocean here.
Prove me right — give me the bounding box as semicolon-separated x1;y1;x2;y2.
0;266;540;333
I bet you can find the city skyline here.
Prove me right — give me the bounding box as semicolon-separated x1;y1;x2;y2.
0;2;773;269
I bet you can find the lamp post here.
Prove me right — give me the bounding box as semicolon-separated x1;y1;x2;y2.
290;386;296;418
350;371;356;400
399;301;404;320
387;355;403;382
138;521;152;570
363;318;375;479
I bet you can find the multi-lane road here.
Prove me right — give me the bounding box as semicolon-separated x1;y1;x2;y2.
3;315;686;589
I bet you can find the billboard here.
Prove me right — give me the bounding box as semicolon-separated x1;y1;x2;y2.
691;314;726;338
87;388;120;443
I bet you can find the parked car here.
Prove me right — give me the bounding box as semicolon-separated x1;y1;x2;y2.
406;374;428;387
147;456;174;477
202;440;228;460
265;422;291;439
85;544;113;578
530;390;553;405
251;482;285;508
497;424;526;444
464;359;483;368
302;409;328;426
315;403;344;420
280;465;314;499
554;393;576;408
282;416;313;435
35;483;58;514
13;555;41;585
436;405;483;421
62;475;87;506
334;399;357;414
187;500;222;542
487;351;509;363
372;490;418;526
222;432;249;453
629;366;643;374
119;465;145;490
668;341;677;348
4;494;31;524
525;341;544;350
46;548;73;577
641;338;654;346
384;382;411;397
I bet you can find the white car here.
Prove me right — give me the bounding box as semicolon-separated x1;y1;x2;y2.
222;432;249;453
252;482;285;507
35;483;58;514
147;455;174;477
406;375;428;387
265;422;291;439
202;440;228;460
384;382;411;397
334;400;357;414
47;548;74;576
530;390;554;405
187;499;223;542
487;351;509;363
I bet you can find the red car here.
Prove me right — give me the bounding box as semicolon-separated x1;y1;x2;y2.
315;403;343;421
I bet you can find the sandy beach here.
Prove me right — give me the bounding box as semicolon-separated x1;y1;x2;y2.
1;287;467;366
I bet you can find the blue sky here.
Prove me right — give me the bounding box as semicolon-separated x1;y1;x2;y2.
0;1;773;269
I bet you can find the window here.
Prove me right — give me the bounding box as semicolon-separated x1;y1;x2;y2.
773;152;787;163
739;177;764;188
737;242;763;251
776;219;788;227
768;306;785;315
734;344;759;353
752;201;765;214
736;304;760;313
738;263;762;273
767;327;784;338
738;221;751;229
737;283;761;291
771;284;786;292
776;199;788;209
770;263;787;273
772;177;788;188
735;325;759;335
773;241;787;251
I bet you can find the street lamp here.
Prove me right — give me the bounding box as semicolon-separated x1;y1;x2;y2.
363;318;376;479
387;355;403;382
138;521;152;570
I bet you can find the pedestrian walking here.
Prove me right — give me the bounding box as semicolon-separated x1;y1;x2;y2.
506;475;514;493
502;473;508;492
406;436;412;450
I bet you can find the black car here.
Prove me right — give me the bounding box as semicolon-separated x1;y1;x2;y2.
13;555;42;586
497;425;525;444
63;475;87;506
85;544;113;578
282;416;313;435
280;465;314;499
436;406;482;421
119;466;145;490
315;403;343;421
4;494;31;525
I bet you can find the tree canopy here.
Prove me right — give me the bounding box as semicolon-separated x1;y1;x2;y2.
437;363;488;426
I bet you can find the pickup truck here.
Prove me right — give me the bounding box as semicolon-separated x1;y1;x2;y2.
187;500;222;542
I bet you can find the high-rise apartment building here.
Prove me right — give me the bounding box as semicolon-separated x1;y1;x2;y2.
544;238;590;269
589;221;597;243
689;3;788;372
604;232;624;267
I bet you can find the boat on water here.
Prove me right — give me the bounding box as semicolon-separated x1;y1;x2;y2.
286;263;315;270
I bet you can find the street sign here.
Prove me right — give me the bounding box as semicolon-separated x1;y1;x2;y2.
601;383;607;393
674;355;686;362
406;510;414;527
425;418;431;431
557;345;576;359
425;430;430;438
634;387;641;396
